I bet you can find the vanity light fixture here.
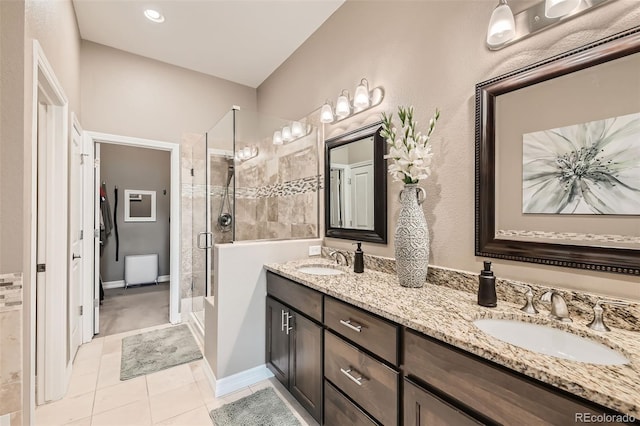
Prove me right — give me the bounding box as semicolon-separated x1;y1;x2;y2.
235;145;258;162
486;0;611;50
353;79;371;109
486;0;515;48
335;90;351;118
291;121;304;138
282;126;292;142
320;101;335;123
144;8;165;23
320;78;385;124
272;121;313;145
273;130;283;145
545;0;580;18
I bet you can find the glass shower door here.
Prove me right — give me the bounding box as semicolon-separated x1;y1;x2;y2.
191;132;210;326
191;110;236;330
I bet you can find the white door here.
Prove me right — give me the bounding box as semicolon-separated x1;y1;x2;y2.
69;116;84;361
350;163;374;230
35;102;48;405
94;143;101;334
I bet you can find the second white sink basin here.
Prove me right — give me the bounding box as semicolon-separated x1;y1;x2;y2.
297;265;344;276
473;319;629;366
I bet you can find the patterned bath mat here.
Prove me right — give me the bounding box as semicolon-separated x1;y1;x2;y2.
120;324;202;380
209;388;301;426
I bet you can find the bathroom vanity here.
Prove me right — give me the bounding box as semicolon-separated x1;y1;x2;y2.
264;260;639;425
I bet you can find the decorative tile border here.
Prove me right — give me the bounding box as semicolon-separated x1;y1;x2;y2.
0;273;23;312
235;175;321;199
496;229;640;245
321;247;640;332
187;176;321;199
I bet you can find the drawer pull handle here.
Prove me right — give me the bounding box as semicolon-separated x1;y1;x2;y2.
339;319;362;333
340;368;365;386
285;312;293;335
281;310;286;331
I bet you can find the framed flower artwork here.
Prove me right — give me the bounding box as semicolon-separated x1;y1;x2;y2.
475;26;640;276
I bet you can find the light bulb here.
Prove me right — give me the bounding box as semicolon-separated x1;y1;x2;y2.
335;91;351;118
320;102;334;123
273;131;283;145
486;0;515;48
282;126;292;141
243;147;251;158
353;79;370;109
291;121;303;138
545;0;581;18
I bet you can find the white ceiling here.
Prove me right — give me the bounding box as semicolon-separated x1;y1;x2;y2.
72;0;345;88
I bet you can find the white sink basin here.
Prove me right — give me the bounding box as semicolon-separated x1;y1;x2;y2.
473;319;629;366
297;265;344;276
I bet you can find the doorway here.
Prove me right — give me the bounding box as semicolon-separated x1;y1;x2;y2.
97;143;171;336
84;132;181;335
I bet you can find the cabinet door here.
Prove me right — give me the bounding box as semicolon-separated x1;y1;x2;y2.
266;296;289;387
404;378;482;426
290;312;323;423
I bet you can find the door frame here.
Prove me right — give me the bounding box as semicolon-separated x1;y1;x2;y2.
83;131;181;332
29;40;70;404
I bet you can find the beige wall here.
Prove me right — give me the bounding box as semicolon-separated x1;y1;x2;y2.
257;1;640;300
99;145;171;282
80;41;258;143
1;0;25;275
1;0;84;423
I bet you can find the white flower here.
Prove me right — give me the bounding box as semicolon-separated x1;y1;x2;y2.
381;106;441;184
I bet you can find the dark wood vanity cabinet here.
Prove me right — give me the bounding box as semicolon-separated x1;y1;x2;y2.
266;273;323;423
404;329;632;426
266;271;634;426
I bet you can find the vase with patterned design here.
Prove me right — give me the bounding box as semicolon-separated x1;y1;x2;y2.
395;183;429;288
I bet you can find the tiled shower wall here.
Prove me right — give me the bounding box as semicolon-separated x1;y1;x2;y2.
235;131;319;241
209;155;234;245
0;273;23;425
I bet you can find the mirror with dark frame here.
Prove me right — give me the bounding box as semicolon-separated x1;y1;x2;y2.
475;26;640;276
325;122;387;243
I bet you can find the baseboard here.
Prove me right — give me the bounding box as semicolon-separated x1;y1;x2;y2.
203;362;274;398
102;280;125;289
103;276;170;289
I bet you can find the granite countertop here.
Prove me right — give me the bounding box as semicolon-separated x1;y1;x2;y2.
264;258;640;418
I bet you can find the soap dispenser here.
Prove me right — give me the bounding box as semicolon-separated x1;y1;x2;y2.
478;261;497;307
353;242;364;273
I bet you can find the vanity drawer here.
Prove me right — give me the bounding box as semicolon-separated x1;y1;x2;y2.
266;271;322;322
325;297;399;365
404;329;605;425
324;380;377;426
325;330;398;426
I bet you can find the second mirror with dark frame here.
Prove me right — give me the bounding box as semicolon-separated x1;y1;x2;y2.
325;122;387;243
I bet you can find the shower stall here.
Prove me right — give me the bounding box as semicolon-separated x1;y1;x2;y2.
183;107;320;331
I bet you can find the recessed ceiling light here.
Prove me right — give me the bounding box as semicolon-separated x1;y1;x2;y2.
144;9;165;23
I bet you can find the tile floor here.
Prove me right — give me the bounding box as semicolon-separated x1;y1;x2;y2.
35;323;318;426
